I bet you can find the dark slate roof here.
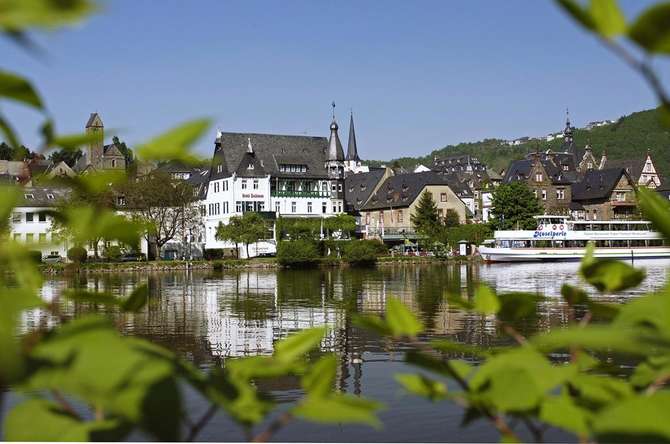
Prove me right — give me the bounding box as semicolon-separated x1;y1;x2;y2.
432;154;486;172
346;113;360;161
344;168;386;210
361;171;458;211
235;151;266;178
187;169;210;200
16;187;71;207
503;158;576;185
214;132;330;179
103;143;124;157
601;158;645;181
85;113;103;128
327;120;345;161
571;168;630;201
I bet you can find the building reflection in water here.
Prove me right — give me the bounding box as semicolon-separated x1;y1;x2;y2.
19;260;670;400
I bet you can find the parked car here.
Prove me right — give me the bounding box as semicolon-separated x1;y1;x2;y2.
43;253;63;264
120;252;146;262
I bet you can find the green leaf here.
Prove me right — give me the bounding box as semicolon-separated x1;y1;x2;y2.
121;284;149;312
293;394;383;428
0;69;43;109
590;0;626;38
302;354;337;398
136;119;210;163
274;327;325;364
532;325;657;355
593;392;670;442
51;131;101;151
473;284;500;315
0;114;21;150
0;185;21;230
62;289;120;306
628;2;670;54
561;283;589;306
352;314;392;336
497;292;544;322
569;373;633;407
470;347;572;409
580;254;645;292
638;187;670;240
405;351;472;383
386;297;423;337
540;392;591;436
556;0;597;31
395;373;447;401
0;0;97;31
4;399;128;441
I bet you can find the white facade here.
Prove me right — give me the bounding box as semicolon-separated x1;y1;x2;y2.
10;206;67;258
203;173;344;256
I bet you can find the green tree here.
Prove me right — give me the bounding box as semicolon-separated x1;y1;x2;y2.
324;214;356;239
444;208;460;228
117;171;198;260
489;182;542;230
411;191;440;235
216;212;270;259
48;148;82;167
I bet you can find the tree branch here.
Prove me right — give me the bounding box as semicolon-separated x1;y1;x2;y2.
186;403;218;442
252;411;293;443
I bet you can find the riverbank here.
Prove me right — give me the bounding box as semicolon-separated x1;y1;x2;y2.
38;255;480;274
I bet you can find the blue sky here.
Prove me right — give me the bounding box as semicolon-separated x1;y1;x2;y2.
1;0;662;161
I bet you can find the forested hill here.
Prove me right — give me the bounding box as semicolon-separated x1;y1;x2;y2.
367;108;670;176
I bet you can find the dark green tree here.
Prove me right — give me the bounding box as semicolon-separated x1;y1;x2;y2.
112;136;134;165
411;191;440;235
489;182;542;230
48;148;82;167
444;209;460;228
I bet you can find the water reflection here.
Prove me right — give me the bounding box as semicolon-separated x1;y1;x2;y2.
15;259;670;442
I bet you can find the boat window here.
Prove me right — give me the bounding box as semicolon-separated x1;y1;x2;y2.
631;240;646;247
649;239;663;247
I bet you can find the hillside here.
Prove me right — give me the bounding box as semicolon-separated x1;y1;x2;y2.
368;108;670;176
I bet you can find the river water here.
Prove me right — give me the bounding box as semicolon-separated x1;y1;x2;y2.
9;259;670;442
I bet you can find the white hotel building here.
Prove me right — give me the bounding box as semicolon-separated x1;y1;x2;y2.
203;115;362;256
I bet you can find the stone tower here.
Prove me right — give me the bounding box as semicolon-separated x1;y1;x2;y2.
326;103;345;212
85;113;104;169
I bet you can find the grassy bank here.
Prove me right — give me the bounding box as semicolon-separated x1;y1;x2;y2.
38;255;479;274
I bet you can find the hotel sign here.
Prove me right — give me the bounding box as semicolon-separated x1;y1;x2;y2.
242;193;264;199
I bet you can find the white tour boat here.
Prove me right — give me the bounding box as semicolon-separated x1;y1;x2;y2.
478;216;670;262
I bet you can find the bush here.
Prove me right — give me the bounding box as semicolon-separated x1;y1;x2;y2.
67;246;87;263
103;245;123;261
203;249;224;260
28;250;42;264
343;240;380;266
277;240;319;267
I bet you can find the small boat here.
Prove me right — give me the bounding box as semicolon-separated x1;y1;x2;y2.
478;216;670;263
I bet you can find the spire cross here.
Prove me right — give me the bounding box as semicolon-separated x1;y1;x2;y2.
331;101;336;120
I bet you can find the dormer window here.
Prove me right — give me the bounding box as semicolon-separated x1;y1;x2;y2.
217;165;223;173
535;173;543;182
46;193;55;200
248;163;254;170
24;194;34;200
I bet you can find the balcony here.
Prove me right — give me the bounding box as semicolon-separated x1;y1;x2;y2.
271;190;330;198
366;226;423;241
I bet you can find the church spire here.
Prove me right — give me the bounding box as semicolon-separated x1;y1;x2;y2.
327;102;344;162
563;108;574;145
346;111;360;161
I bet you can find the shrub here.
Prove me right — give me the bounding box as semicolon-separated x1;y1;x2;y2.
67;246;87;263
203;249;224;260
277;240;319;267
103;245;123;261
343;240;380;266
28;250;42;264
